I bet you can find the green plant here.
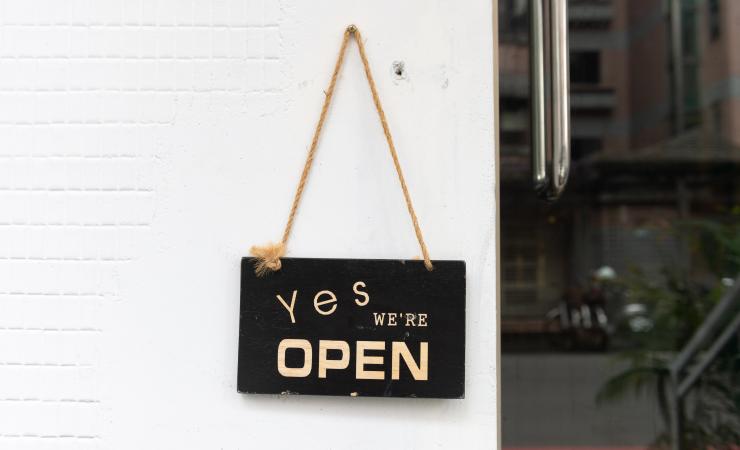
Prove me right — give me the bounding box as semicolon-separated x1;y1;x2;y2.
596;213;740;449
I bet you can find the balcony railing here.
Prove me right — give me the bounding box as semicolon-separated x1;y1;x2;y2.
569;1;613;24
668;275;740;450
570;86;616;109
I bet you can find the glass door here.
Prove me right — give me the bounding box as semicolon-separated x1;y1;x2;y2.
500;1;740;449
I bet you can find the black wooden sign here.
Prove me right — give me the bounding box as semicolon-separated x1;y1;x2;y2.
237;257;466;398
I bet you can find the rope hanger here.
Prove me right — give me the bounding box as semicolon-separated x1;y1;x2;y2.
250;25;433;276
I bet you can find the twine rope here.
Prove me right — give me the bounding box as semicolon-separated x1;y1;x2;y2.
251;25;433;275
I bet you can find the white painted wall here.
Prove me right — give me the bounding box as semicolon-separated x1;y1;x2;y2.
0;1;497;448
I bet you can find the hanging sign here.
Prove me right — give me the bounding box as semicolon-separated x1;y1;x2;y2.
237;257;465;398
237;25;466;399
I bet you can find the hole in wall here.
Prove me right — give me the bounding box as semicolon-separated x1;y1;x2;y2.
391;61;407;82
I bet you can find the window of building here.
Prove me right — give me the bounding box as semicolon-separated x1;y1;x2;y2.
708;0;721;41
500;0;528;43
570;51;601;84
571;138;602;161
712;101;723;135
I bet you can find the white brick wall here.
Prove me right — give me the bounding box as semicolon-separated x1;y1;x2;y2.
0;1;496;448
0;1;283;447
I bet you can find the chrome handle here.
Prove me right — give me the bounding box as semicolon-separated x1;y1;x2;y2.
530;0;570;200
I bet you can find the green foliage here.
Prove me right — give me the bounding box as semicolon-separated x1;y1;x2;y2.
682;217;740;279
596;212;740;449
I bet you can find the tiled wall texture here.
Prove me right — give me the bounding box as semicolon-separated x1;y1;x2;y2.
0;1;283;448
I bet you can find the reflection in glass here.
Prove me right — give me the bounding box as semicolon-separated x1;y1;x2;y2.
500;1;740;449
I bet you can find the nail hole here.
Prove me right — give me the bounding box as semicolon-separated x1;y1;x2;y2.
391;61;406;80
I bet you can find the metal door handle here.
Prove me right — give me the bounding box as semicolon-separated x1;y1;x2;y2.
530;0;570;200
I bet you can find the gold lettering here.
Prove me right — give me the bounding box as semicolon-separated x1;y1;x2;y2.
313;290;337;316
318;340;350;378
391;342;428;380
275;290;298;324
405;313;417;326
277;339;312;377
418;313;428;327
356;341;385;380
353;281;370;306
373;312;386;326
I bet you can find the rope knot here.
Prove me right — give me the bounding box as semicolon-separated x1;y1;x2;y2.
250;242;285;276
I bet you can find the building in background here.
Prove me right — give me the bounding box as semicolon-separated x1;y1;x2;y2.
500;0;740;333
